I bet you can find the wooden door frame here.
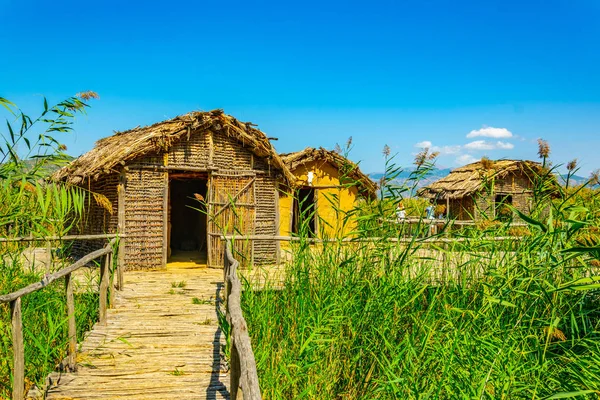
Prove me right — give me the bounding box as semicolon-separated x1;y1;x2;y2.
206;173;213;267
164;171;211;267
162;171;168;268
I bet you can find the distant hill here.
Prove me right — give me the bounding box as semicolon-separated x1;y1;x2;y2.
558;174;588;186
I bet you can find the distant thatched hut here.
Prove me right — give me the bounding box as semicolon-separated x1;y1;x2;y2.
55;110;294;269
278;147;376;238
419;159;549;220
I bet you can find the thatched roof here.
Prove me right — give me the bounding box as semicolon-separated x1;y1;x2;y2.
54;109;295;184
280;147;377;199
419;159;546;199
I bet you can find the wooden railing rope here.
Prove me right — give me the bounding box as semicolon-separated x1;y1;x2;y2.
224;241;262;400
0;238;119;400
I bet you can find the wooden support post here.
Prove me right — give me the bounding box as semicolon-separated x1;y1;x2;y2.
208;130;214;167
99;253;110;325
65;273;77;371
107;252;114;309
117;171;126;290
274;186;280;265
288;189;294;236
162;165;169;268
45;240;52;274
223;249;229;298
10;298;24;400
313;188;320;238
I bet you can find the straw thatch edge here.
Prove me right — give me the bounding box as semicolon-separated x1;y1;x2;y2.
53;109;295;185
280;147;377;199
419;159;547;199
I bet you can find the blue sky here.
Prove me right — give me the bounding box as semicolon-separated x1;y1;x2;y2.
2;0;600;174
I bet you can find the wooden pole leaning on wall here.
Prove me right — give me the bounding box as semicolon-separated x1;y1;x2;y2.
65;273;77;371
10;298;24;400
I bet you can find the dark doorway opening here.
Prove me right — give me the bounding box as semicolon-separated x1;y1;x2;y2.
292;187;316;238
169;175;208;263
495;194;513;222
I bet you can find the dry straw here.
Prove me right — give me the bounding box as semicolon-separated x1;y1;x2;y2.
53;109;294;185
420;159;548;199
280;147;377;199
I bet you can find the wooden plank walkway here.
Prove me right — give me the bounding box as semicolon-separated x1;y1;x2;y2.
46;260;229;399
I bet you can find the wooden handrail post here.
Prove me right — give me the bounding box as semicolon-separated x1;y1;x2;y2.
230;339;241;400
10;298;24;400
99;252;110;325
224;246;230;308
117;172;126;290
65;273;77;371
45;240;52;274
107;252;114;308
117;238;124;290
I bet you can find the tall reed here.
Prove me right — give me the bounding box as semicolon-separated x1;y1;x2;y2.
240;154;600;399
0;94;102;398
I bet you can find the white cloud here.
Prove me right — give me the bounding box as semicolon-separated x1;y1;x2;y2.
414;141;461;155
464;140;495;150
464;140;515;151
415;140;432;148
437;145;461;155
495;141;514;150
456;154;477;165
467;127;513;139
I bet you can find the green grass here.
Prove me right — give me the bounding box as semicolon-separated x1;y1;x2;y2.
0;256;99;397
242;238;600;399
237;158;600;399
192;297;213;305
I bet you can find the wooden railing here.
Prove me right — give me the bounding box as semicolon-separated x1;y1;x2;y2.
223;241;262;400
222;234;520;244
0;237;119;400
381;217;528;227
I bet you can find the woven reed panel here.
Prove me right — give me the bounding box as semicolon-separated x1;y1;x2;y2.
252;155;271;172
253;174;277;265
449;197;474;221
495;173;532;194
135;152;163;166
474;194;494;220
124;169;164;270
168;131;209;168
72;173;119;258
212;131;253;170
207;173;255;268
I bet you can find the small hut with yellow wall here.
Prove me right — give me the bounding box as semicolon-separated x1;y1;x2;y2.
278;147;376;238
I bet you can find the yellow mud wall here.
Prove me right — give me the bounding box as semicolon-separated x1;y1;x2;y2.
279;189;293;237
278;160;361;239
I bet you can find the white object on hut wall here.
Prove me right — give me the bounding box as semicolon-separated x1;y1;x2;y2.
307;171;315;186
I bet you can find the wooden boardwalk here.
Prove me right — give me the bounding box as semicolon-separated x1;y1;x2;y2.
46;259;229;400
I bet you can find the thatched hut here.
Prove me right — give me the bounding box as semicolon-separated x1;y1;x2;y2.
278;147;376;238
55;110;294;269
419;159;549;220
